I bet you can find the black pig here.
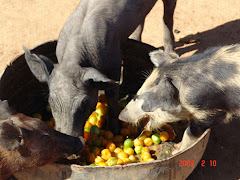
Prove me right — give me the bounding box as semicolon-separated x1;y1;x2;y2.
23;0;176;137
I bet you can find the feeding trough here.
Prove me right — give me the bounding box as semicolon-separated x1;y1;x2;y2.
0;40;210;180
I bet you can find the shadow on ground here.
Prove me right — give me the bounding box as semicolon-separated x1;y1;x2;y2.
175;19;240;56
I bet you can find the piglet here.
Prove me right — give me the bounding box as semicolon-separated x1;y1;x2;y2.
0;101;84;180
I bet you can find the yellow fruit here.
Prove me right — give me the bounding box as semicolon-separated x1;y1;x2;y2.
95;105;108;116
147;158;155;162
124;147;134;156
133;139;144;147
106;157;118;166
95;156;105;164
114;147;123;154
104;131;114;140
122;158;131;165
141;152;152;162
143;137;153;146
160;131;170;142
88;115;98;125
84;121;93;129
120;128;131;137
141;147;150;153
101;149;112;160
98;162;108;166
117;151;128;160
106;142;116;152
117;158;124;165
129;155;138;163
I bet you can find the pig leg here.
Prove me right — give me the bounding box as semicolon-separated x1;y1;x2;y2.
162;0;177;53
131;21;145;41
173;112;226;154
105;69;121;135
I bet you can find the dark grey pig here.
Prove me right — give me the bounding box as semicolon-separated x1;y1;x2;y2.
119;44;240;152
0;101;84;180
23;0;176;137
131;0;177;53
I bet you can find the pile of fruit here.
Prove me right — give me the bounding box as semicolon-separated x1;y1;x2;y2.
31;94;176;166
79;94;176;166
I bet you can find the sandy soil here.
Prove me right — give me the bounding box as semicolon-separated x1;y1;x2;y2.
1;0;240;179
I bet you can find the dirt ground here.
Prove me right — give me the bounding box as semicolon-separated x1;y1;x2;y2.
1;0;240;179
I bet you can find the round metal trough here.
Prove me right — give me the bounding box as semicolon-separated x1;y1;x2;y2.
0;40;211;180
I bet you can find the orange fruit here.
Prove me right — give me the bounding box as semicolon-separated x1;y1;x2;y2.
159;131;169;142
113;135;124;144
117;158;124;165
141;152;152;162
104;131;114;140
141;147;150;153
106;142;116;152
143;137;153;146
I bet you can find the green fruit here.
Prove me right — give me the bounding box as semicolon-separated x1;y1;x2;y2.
134;145;143;154
90;125;100;135
124;138;133;148
89;163;96;166
151;133;161;144
106;157;118;166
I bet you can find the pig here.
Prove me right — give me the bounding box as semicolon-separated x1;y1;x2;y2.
23;0;176;138
119;44;240;153
131;0;177;53
0;100;85;180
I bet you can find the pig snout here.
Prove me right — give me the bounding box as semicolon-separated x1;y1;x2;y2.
119;98;146;124
57;134;85;156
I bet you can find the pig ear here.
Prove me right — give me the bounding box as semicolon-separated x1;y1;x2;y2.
23;46;54;83
149;49;179;67
157;77;180;111
0;120;23;151
82;67;119;89
142;77;180;112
